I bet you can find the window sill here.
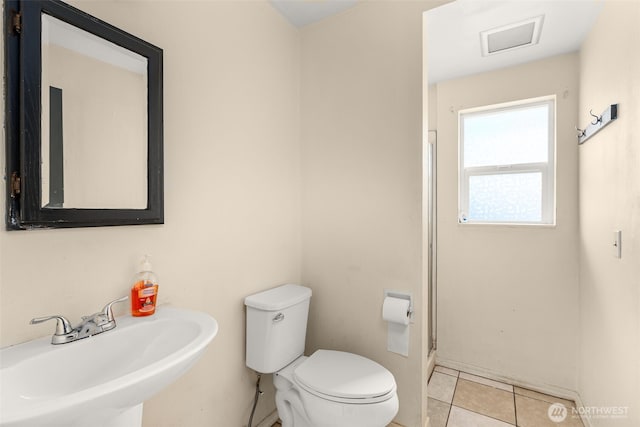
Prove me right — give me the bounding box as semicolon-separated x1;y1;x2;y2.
457;221;557;229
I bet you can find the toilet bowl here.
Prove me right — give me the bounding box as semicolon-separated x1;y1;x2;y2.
244;284;399;427
273;351;398;427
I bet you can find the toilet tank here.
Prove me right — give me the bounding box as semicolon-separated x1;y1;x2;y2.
245;284;312;373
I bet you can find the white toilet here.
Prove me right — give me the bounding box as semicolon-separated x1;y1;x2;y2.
245;284;399;427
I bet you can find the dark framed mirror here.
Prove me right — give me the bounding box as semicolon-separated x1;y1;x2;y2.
5;0;163;229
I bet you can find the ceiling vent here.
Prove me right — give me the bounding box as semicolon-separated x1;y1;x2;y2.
480;15;544;56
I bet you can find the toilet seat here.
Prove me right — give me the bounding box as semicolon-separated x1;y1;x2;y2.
293;350;396;404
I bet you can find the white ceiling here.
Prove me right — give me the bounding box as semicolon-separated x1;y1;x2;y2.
427;0;604;83
269;0;358;27
269;0;603;84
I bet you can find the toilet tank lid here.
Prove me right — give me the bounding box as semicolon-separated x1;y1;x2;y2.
245;284;312;311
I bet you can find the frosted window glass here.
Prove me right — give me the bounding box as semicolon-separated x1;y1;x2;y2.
468;173;542;222
464;104;549;168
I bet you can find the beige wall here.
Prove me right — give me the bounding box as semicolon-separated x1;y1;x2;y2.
1;1;300;425
434;54;580;394
300;2;444;426
578;1;640;425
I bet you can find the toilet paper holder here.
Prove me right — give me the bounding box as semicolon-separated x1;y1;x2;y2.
383;290;414;321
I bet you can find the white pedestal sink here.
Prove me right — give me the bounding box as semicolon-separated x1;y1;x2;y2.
0;306;218;427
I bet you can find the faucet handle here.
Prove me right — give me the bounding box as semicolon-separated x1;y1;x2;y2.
101;295;129;322
30;315;73;335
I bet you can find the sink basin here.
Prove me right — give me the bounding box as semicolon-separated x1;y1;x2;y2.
0;306;218;427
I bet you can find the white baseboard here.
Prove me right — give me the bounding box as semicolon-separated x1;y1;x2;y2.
255;410;279;427
572;393;593;427
435;357;581;403
427;351;436;379
426;351;436;427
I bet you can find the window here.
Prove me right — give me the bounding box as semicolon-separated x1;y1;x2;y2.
459;97;555;225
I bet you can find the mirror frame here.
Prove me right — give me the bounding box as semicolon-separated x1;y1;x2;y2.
5;0;163;229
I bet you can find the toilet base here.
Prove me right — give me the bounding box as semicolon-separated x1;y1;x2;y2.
276;391;312;427
275;387;399;427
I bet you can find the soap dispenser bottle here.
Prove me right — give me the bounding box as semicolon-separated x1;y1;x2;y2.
130;255;159;317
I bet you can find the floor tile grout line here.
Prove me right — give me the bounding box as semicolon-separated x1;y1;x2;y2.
444;400;453;427
434;371;459;378
434;367;460;378
513;387;518;427
429;396;455;405
444;376;460;427
458;371;514;392
456;377;515;397
451;404;517;426
430;370;459;381
513;389;576;406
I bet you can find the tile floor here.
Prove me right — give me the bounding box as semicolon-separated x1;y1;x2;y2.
428;366;585;427
272;421;402;427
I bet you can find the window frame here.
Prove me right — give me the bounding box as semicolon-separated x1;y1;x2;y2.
458;96;556;226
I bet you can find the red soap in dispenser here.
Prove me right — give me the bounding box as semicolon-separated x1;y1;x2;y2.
131;255;159;317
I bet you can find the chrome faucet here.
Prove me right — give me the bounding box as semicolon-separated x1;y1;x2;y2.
30;296;129;345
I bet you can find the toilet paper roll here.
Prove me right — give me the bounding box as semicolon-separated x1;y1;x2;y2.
382;297;411;326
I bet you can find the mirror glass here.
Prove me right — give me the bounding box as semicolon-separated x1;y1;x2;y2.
40;14;148;209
